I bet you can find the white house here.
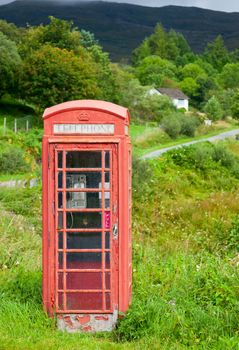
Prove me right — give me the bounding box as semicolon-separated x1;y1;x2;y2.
149;88;189;111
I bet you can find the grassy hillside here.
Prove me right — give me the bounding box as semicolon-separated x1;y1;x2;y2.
1;1;239;60
0;130;239;348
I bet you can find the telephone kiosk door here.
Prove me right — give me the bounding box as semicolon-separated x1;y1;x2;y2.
53;144;118;314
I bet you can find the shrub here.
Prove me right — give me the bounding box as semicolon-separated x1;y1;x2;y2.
179;114;201;137
161;113;181;138
166;142;239;176
132;157;152;188
0;145;30;174
133;128;171;149
212;143;236;168
203;96;223;121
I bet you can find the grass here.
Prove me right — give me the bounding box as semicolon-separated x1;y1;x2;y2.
0;140;239;348
0;98;239;348
131;122;239;157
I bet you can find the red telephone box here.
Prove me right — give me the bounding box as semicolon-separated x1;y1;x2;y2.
42;100;132;332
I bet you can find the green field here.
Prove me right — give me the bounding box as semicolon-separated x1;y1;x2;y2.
0;120;239;348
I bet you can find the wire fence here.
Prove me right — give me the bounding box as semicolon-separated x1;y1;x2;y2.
1;116;34;134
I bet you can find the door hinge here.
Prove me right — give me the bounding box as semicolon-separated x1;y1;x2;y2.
51;295;55;308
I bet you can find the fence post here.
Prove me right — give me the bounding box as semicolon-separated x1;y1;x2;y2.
3;117;6;135
26;120;29;132
14;119;17;133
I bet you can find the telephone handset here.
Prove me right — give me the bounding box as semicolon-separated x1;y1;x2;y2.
66;174;87;208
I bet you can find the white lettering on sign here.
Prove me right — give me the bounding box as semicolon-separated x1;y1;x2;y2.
54;124;115;134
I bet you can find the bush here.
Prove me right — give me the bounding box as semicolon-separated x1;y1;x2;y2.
133;128;171;149
0;145;30;174
212;143;236;168
179;114;201;137
166;142;239;176
203;96;223;121
161;113;181;138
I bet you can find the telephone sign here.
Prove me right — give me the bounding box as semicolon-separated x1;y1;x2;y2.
53;123;115;134
42;100;132;332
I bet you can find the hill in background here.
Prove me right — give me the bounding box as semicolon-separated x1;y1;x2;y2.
1;0;239;60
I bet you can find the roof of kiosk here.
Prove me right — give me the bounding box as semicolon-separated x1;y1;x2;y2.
43;100;129;120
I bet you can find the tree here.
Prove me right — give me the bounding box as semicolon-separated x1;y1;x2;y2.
231;90;239;119
80;29;98;48
132;39;151;66
179;62;217;106
0;32;22;98
132;23;191;65
20;45;100;110
19;17;81;57
147;24;179;61
83;44;118;102
203;35;230;71
219;63;239;89
208;89;234;118
180;63;206;80
137;94;175;122
136;56;177;86
0;19;24;43
179;77;200;100
203;96;223;121
110;64;136;105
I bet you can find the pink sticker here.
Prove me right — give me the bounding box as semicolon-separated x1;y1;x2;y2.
104;211;111;229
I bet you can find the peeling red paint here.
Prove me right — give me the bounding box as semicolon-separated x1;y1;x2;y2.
95;315;109;321
75;315;90;325
64;316;73;327
82;325;92;332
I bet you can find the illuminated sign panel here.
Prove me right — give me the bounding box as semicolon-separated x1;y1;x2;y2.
54;124;115;134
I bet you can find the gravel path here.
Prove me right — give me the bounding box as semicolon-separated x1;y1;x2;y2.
140;129;239;160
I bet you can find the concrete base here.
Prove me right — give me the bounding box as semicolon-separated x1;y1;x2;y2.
57;311;118;332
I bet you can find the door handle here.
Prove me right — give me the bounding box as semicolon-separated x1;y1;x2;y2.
113;222;118;239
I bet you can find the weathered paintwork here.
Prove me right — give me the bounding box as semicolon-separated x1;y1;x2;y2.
42;100;132;331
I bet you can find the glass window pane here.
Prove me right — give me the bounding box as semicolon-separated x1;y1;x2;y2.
66;252;102;269
58;252;63;269
66;192;101;209
66;212;102;229
105;192;110;209
58;272;63;290
66;151;101;168
66;172;102;189
58;292;63;310
105;293;111;310
58;212;63;230
58;152;63;168
66;272;102;290
67;232;102;249
67;292;102;310
105;152;110;168
105;272;110;290
58;232;63;249
105;252;110;269
104;172;110;188
58;172;63;189
105;232;110;249
58;192;63;209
